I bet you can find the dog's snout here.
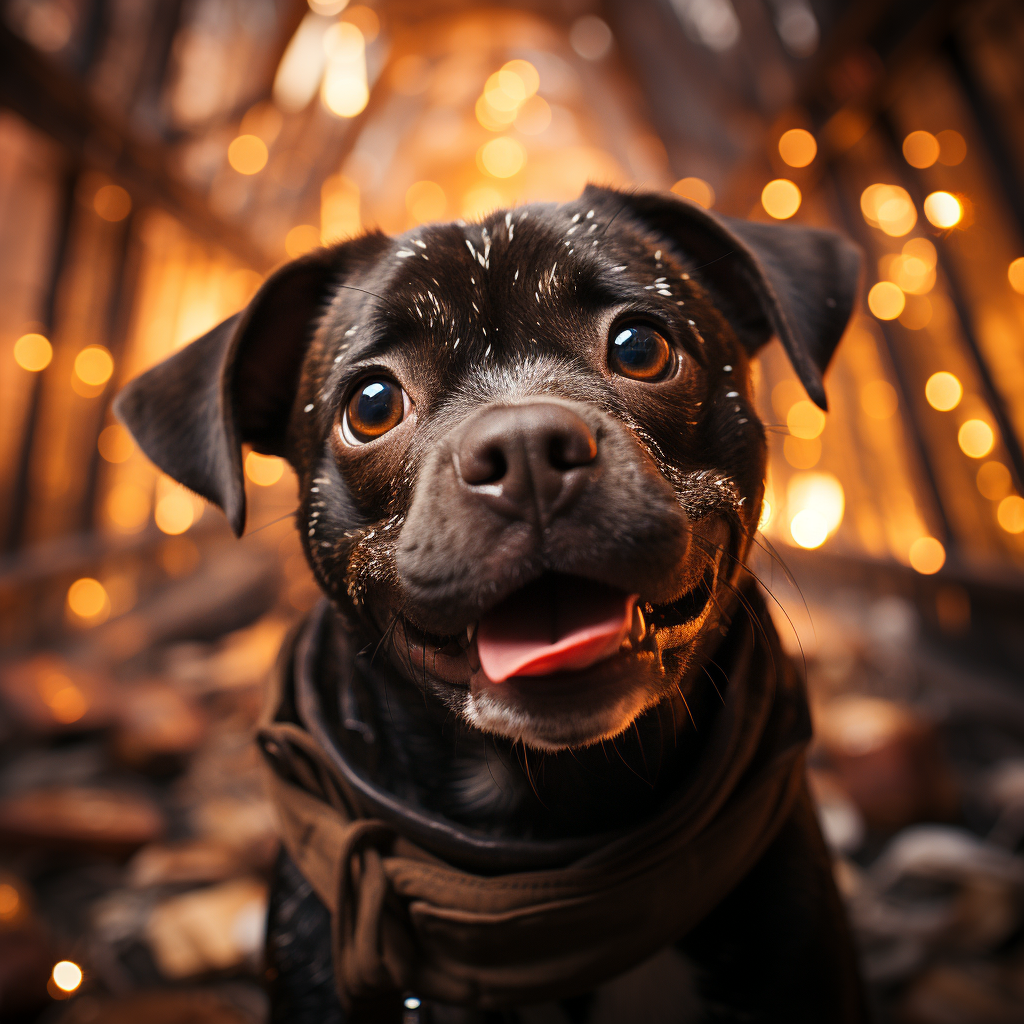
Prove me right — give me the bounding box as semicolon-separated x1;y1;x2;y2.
456;403;597;521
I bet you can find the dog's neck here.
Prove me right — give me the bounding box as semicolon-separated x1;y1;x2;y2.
323;605;741;843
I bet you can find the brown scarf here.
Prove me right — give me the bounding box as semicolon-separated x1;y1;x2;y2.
258;594;810;1011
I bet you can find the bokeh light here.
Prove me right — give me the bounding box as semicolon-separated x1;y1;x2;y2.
977;461;1011;500
902;131;939;169
909;536;946;574
867;281;905;320
936;129;966;166
13;332;52;371
958;419;995;458
898;295;932;330
98;424;134;463
51;961;83;994
786;399;826;439
514;95;551;135
67;578;110;623
861;184;917;236
73;345;114;387
0;882;21;921
778;128;816;167
783;435;821;468
925;371;962;411
923;191;962;229
105;483;150;532
94;184;132;221
155;490;195;535
478;137;526;178
788;472;845;546
37;670;88;723
860;379;898;419
227;135;268;175
761;179;801;219
1007;257;1024;294
569;15;613;60
344;6;379;42
285;225;321;258
671;177;715;209
997;495;1024;534
406;180;446;224
244;451;285;486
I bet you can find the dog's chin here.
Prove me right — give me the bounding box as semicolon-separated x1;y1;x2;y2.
378;550;725;752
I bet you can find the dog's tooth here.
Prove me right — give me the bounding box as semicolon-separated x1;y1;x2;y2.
630;604;646;644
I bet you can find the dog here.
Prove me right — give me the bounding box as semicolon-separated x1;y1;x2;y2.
116;184;869;1023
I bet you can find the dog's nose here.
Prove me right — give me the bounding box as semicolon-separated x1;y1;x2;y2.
456;403;598;521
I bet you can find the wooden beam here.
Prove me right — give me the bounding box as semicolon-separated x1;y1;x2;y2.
0;21;276;272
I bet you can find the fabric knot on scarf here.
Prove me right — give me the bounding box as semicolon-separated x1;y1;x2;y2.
258;594;811;1011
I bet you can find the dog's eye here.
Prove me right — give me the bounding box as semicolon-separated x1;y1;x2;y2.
609;324;674;382
343;378;407;443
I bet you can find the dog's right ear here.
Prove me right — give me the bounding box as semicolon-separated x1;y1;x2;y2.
114;234;389;537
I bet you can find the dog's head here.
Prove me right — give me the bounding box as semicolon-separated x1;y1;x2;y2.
116;185;859;751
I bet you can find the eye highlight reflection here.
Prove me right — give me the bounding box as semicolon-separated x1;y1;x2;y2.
342;378;408;444
609;323;674;382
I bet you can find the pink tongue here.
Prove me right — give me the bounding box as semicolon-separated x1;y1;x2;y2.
477;577;638;684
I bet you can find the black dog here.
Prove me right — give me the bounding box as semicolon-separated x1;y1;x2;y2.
116;184;868;1023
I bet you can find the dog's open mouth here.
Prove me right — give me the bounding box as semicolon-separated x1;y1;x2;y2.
476;576;640;683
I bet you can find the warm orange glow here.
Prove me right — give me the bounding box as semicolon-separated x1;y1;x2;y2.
515;95;551;135
476;94;515;131
860;380;898;419
309;0;348;13
923;191;962;229
783;435;821;469
478;137;526;178
98;424;134;463
977;461;1011;500
867;281;905;320
38;671;88;723
67;578;110;623
909;536;945;574
74;345;114;386
13;332;52;371
245;451;285;486
861;184;917;236
936;130;966;166
321;175;360;243
406;180;446;224
903;237;937;268
0;883;20;920
672;177;715;209
958;419;995;459
778;129;816;167
771;379;805;418
887;254;935;295
902;131;939;169
758;499;772;531
899;296;932;330
997;495;1024;534
925;371;962;411
155;490;195;535
322;73;369;117
285;225;321;258
462;185;505;219
569;14;613;60
106;483;150;532
790;509;828;548
51;961;83;994
761;179;801;219
94;184;132;222
344;6;379;43
324;21;363;61
502;60;540;98
786;399;825;439
1008;257;1024;295
227;135;268;175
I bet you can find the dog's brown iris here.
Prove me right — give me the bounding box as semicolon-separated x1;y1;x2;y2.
609;324;673;381
345;378;404;442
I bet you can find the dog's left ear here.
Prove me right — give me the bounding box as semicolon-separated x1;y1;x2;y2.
585;186;862;410
114;233;389;536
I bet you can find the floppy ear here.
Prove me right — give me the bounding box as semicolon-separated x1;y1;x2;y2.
584;185;863;410
114;235;387;537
